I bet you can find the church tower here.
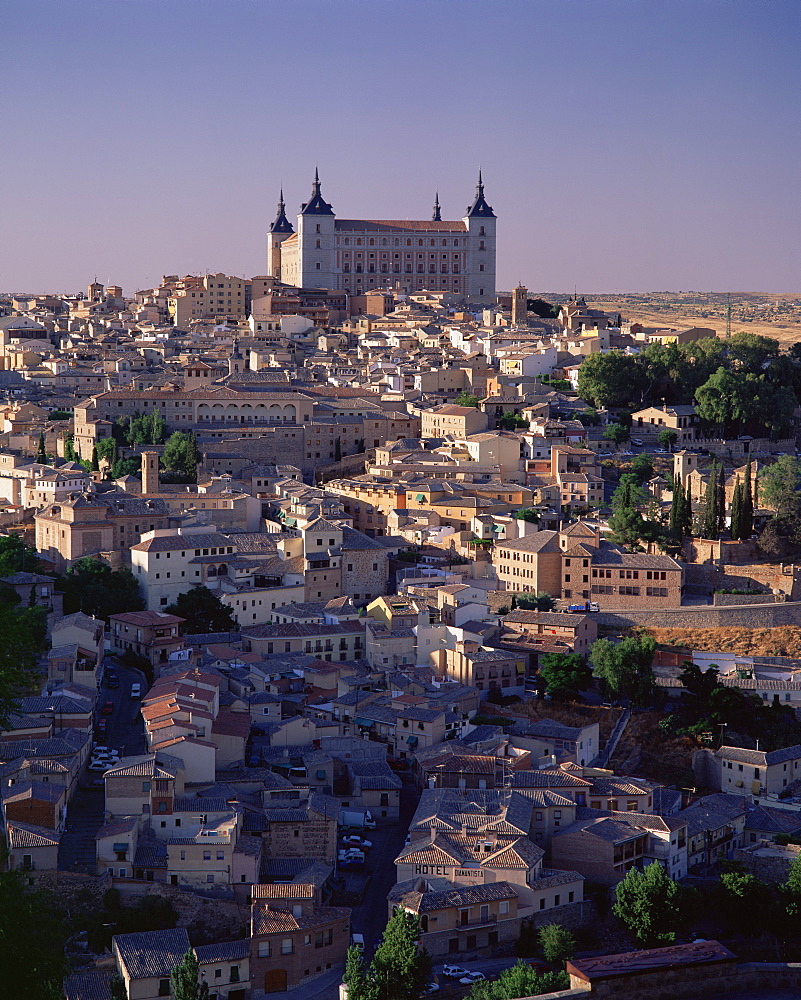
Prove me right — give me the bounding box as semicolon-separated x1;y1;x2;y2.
266;188;294;280
297;170;336;290
462;170;496;303
512;284;528;326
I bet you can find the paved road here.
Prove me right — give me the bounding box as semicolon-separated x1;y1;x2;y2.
57;658;147;872
349;781;419;959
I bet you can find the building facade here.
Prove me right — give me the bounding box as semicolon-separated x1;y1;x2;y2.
267;171;497;302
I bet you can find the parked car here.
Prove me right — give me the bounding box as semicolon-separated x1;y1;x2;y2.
442;966;468;979
526;959;552;973
459;972;486;985
91;751;119;764
88;760;113;772
130;683;141;699
630;437;644;446
94;719;108;736
422;983;440;995
105;672;119;689
341;835;372;849
339;848;366;863
351;933;365;952
100;700;115;716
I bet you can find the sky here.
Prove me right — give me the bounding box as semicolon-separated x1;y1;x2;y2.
2;0;799;296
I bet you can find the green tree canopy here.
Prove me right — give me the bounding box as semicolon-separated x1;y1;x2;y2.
344;908;432;1000
453;392;481;408
166;586;236;634
590;634;656;706
603;422;630;446
0;602;48;727
538;653;593;701
58;557;144;621
613;861;686;947
630;453;654;484
162;431;199;483
538;923;576;966
657;427;678;451
577;352;644;408
760;455;801;520
171;949;209;1000
0;871;67;1000
468;960;568;1000
36;432;47;464
0;534;40;577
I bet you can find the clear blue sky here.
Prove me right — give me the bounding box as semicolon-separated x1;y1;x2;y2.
3;0;799;295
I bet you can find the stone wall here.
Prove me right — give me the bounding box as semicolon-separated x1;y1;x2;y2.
733;840;801;883
597;601;801;630
713;592;781;606
568;961;801;1000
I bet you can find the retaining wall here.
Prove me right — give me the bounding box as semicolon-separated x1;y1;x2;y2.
597;601;801;630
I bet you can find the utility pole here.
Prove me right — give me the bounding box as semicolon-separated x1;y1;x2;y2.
726;293;731;339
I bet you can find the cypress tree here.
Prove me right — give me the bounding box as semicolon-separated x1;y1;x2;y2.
717;463;727;535
702;461;718;539
741;459;754;539
91;445;100;472
683;480;694;536
730;478;742;540
669;480;681;535
36;432;47;464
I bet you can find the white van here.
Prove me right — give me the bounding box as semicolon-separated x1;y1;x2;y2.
351;933;365;952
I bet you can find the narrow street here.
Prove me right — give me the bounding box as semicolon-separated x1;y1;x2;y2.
57;658;147;872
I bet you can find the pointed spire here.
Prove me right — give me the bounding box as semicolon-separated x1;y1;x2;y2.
432;192;441;222
466;169;495;219
269;186;294;234
301;168;334;216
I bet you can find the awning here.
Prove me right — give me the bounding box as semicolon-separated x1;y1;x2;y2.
113;843;128;852
416;494;425;502
407;735;419;745
354;717;372;727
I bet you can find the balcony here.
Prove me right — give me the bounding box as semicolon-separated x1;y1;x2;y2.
459;914;497;930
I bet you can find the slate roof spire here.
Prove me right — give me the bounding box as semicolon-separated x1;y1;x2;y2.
432;192;441;222
301;168;334;216
466;169;495;218
269;187;294;234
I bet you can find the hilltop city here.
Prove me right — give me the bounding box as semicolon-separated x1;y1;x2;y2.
4;173;801;1000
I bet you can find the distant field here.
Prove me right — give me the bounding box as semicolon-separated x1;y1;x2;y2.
536;291;801;347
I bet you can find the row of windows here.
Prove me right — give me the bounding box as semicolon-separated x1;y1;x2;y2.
340;237;461;247
342;251;459;260
344;264;459;274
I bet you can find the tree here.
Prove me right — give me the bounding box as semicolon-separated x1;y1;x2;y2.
0;534;40;577
111;456;142;479
657;427;678;452
516;591;555;612
576;351;644;408
0;871;67;1000
538;653;593;701
630;453;654;484
150;409;166;446
603;423;629;447
96;437;117;466
590;635;656;706
346;908;432;1000
170;949;209;1000
527;298;557;318
467;960;568;1000
58;557;144;621
683;480;694;536
740;458;754;539
166;586;236;634
36;432;47;464
701;460;719;539
63;432;76;462
0;603;48;727
613;861;686;947
538;923;576;966
514;508;540;524
162;431;199;483
730;478;742;540
110;975;128;1000
453;392;480;408
760;455;801;520
91;445;100;472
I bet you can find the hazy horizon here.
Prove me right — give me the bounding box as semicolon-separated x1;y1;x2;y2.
3;0;799;296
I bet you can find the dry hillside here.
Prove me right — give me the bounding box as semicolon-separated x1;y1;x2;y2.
637;625;801;658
